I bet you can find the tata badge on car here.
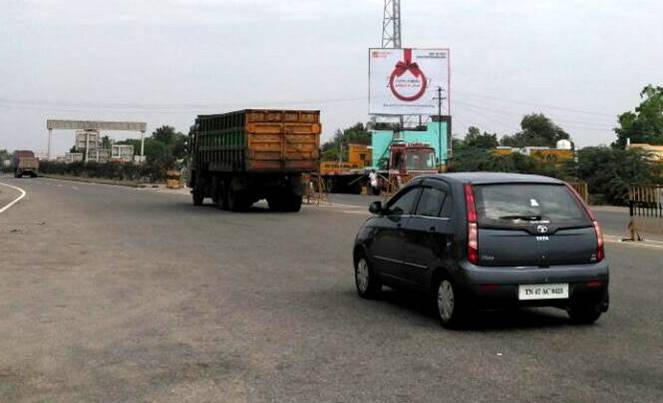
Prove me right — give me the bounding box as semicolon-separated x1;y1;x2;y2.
369;48;450;116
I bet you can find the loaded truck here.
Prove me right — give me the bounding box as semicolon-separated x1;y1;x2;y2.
188;109;321;212
319;143;371;194
13;150;39;178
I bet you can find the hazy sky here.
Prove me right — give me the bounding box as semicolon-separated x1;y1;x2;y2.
1;0;662;155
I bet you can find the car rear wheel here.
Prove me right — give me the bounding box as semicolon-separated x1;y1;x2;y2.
355;256;381;299
568;302;602;324
434;276;466;328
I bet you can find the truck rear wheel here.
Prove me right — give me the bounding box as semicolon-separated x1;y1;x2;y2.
284;195;302;212
211;177;221;205
228;188;250;212
350;181;363;195
218;180;230;210
267;194;284;211
192;190;204;206
325;178;335;193
268;192;302;212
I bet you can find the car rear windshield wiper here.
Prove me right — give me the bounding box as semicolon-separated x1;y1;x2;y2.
499;214;543;221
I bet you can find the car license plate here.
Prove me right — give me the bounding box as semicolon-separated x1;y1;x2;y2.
518;283;569;300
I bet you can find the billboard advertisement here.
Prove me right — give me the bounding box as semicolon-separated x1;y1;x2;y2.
369;48;450;116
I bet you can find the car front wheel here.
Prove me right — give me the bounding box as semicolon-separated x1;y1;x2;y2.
355;256;381;299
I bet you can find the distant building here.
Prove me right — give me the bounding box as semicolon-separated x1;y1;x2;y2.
627;143;663;162
87;149;110;163
58;152;84;163
111;144;135;163
494;143;574;163
34;151;49;160
74;129;101;152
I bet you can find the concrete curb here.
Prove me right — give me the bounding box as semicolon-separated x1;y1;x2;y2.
589;205;629;213
40;175;159;189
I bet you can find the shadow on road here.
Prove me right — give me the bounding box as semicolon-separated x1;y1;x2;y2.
372;287;572;331
139;199;286;215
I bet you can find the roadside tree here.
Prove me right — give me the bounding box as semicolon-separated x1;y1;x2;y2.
501;113;570;147
613;85;663;148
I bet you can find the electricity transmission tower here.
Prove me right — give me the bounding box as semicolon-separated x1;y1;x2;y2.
381;0;401;48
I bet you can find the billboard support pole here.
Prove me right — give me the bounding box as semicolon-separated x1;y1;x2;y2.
140;131;145;158
433;86;447;168
47;129;52;160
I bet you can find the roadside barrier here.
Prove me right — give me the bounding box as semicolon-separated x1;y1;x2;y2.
625;185;663;241
166;170;182;189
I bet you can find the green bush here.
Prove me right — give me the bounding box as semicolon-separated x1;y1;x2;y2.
450;147;570;181
38;161;168;183
570;146;662;205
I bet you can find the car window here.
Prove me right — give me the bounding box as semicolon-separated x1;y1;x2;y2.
474;184;591;226
415;187;446;217
440;193;453;218
388;187;421;216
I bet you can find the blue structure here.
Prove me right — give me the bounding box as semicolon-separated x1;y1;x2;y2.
371;120;449;169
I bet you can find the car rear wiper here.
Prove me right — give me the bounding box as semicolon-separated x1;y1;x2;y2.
499;214;542;221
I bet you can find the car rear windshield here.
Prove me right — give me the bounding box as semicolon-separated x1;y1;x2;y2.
473;183;591;227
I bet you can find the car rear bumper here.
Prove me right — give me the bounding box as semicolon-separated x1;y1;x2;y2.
455;260;609;311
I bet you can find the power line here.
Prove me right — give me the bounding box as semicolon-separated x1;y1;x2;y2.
453;99;620;132
455;89;617;118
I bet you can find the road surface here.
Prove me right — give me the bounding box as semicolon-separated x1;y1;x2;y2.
1;176;662;402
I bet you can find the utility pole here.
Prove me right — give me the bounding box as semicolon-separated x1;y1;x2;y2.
433;86;447;168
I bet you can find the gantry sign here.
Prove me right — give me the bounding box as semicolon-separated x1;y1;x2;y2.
46;119;147;160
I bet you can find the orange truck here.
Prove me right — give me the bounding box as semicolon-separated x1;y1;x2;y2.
188;109;321;212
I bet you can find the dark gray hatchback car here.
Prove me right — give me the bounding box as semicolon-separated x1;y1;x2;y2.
353;172;609;328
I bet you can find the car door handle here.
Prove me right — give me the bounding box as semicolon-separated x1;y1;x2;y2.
429;226;436;232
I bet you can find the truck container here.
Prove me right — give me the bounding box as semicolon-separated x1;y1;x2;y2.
13;150;39;178
188;109;321;212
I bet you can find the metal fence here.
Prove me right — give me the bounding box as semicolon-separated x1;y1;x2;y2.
626;185;663;239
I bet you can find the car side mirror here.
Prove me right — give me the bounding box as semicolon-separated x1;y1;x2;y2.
369;201;383;215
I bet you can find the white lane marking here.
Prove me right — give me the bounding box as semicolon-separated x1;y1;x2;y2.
604;235;663;250
0;181;27;214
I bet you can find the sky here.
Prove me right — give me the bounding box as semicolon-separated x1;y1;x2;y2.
1;0;662;156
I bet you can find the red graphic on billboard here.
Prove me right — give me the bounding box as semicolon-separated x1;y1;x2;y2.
388;48;427;102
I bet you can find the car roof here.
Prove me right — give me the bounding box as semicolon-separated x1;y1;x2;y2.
420;172;565;185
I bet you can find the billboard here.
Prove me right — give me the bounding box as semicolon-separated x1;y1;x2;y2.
369;48;450;116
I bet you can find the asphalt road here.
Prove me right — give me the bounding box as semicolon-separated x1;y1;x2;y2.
1;176;663;402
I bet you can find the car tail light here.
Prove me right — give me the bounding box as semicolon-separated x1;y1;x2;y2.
464;183;477;222
566;184;604;262
593;220;605;262
464;184;479;264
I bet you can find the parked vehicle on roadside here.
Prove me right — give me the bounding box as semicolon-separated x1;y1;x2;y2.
353;172;609;328
13;150;39;178
188;109;321;212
